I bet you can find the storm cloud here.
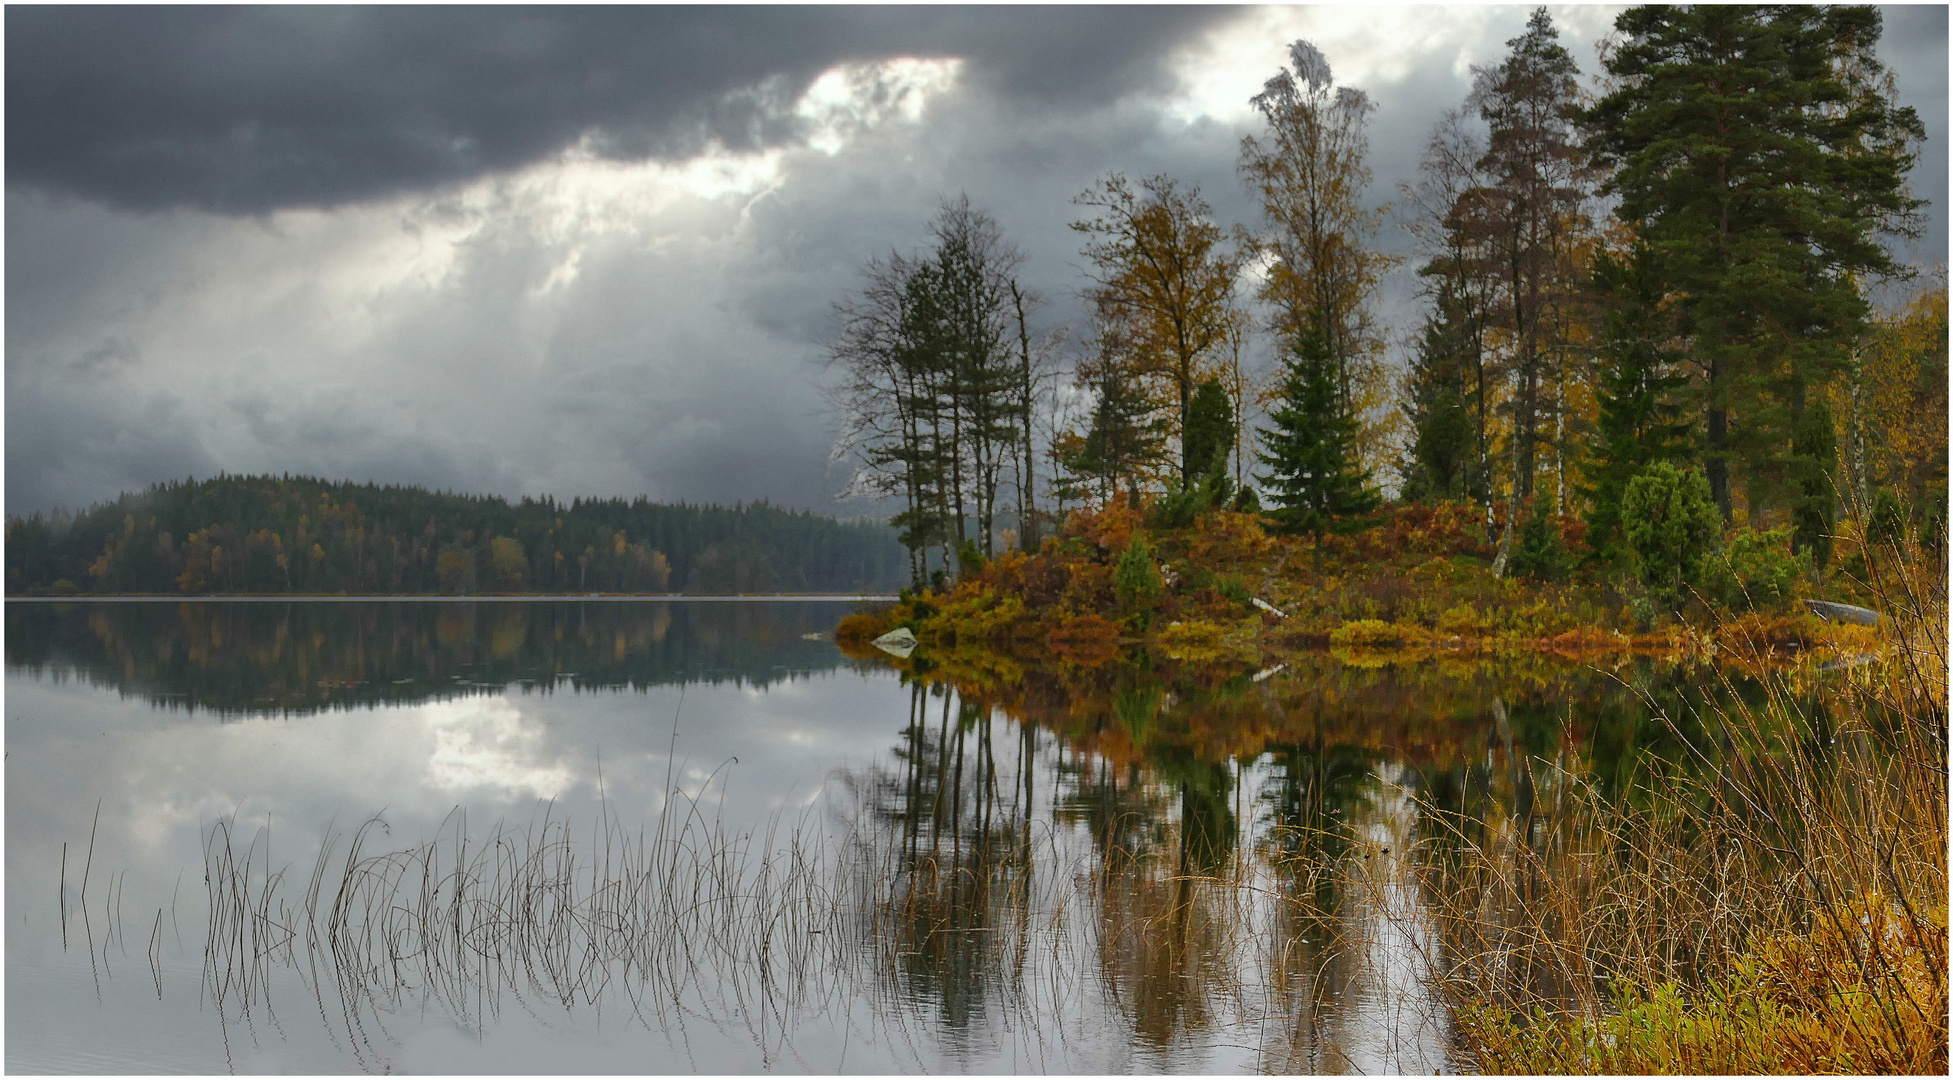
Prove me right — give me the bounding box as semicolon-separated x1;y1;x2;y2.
6;6;1943;517
6;6;1236;214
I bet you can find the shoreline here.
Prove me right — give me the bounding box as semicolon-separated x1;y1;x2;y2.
5;593;899;603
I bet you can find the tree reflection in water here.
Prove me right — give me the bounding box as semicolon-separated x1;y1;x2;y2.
18;601;1771;1071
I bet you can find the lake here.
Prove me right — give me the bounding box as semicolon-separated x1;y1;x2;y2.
6;599;1745;1074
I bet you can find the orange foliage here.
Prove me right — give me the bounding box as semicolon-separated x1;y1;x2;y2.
1046;613;1122;666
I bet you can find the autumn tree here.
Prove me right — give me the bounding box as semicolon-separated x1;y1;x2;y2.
1844;274;1947;520
1470;8;1597;511
1240;40;1395;474
1072;173;1242;487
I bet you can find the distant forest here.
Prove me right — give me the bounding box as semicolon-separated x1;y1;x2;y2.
4;474;909;595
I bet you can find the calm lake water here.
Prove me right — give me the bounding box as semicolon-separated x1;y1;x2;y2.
5;600;1743;1074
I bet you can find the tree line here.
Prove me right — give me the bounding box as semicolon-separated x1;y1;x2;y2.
827;5;1942;589
4;473;909;595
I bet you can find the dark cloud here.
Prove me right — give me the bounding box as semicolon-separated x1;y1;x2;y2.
6;5;1238;214
1878;4;1949;268
4;380;220;514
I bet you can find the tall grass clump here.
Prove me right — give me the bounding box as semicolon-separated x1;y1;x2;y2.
1408;536;1948;1073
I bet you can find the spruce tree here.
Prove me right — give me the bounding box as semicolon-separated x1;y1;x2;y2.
1582;246;1691;558
1399;304;1479;504
1155;378;1238;528
1257;320;1380;540
1183;378;1235;485
1062;365;1166;505
1790;398;1839;573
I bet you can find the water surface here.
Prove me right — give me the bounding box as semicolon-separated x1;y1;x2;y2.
6;599;1730;1073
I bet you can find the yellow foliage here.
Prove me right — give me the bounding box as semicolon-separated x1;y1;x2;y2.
1329;618;1431;648
1434;604;1486;637
918;588;1029;646
1156;618;1260;666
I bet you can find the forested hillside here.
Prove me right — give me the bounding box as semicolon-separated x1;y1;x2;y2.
4;475;907;595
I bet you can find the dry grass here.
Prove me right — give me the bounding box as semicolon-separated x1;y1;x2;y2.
1400;539;1949;1073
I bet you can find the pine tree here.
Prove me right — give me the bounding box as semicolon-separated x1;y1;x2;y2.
1472;7;1596;505
1257;320;1380;540
1585;5;1924;521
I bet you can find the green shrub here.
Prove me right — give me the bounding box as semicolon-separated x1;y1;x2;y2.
1113;533;1163;622
1509;509;1569;582
1623;462;1723;612
1867;486;1910;550
1706;527;1807;612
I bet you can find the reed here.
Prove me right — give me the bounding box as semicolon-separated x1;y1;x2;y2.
184;737;1417;1069
1399;536;1948;1073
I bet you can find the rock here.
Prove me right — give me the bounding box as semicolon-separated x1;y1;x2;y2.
1805;600;1880;626
870;626;918;658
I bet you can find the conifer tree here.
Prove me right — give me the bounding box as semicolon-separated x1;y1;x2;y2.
1622;461;1723;613
1586;5;1924;521
1790;398;1839;573
1399;300;1479;504
1583;246;1691;558
1183;378;1236;495
1472;7;1595;507
1257;319;1379;540
1062;363;1166;507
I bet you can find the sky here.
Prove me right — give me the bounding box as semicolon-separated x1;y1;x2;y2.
6;4;1946;517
